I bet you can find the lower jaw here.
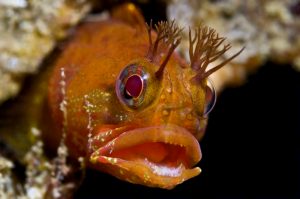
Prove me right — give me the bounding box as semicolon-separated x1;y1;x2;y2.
90;154;202;189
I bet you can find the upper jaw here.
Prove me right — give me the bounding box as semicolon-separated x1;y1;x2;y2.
89;124;202;189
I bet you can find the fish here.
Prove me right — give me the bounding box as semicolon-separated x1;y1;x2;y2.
0;3;243;189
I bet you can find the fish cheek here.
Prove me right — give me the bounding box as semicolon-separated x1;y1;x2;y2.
80;87;127;125
190;82;206;117
189;82;208;140
104;86;132;124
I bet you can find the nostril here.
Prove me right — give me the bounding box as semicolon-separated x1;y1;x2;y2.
162;110;170;116
186;113;193;120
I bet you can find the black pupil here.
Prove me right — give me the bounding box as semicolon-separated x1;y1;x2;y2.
124;89;133;99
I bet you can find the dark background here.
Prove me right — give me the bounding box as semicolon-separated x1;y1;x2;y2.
74;1;300;199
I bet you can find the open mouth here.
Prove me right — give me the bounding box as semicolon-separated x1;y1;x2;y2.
89;124;202;189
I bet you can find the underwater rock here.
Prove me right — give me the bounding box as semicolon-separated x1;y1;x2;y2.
0;155;15;198
0;127;76;199
167;0;300;91
0;0;92;104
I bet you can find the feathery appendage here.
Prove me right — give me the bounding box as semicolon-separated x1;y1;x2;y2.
146;20;183;78
188;25;245;83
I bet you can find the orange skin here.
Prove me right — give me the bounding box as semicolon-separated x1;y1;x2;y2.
47;4;209;189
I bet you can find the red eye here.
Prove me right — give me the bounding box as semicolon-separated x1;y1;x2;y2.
125;75;143;98
116;64;148;108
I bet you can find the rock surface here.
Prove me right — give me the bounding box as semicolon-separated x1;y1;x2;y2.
168;0;300;91
0;0;91;104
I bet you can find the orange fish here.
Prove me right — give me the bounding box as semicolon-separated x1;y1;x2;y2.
43;3;243;189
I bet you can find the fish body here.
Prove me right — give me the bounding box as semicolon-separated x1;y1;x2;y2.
47;18;204;189
0;3;243;189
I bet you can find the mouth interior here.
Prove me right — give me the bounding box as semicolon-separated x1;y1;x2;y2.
109;142;188;176
90;125;202;187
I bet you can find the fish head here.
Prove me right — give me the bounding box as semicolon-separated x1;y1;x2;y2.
86;54;216;189
80;19;244;189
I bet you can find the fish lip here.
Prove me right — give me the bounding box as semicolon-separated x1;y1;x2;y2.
93;124;202;165
89;124;202;188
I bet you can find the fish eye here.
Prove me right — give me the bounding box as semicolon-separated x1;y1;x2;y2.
124;75;143;99
204;78;216;116
116;64;148;108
